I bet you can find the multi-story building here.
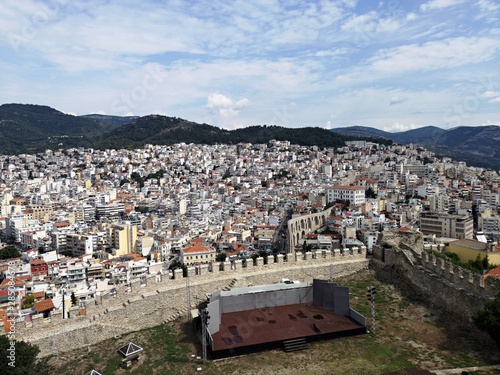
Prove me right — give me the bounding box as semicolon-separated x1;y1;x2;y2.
95;202;125;219
479;210;500;236
66;263;87;284
65;233;96;257
181;241;216;266
419;212;473;239
27;203;54;220
108;222;138;257
326;185;365;206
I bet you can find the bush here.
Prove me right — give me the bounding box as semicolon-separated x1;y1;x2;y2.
473;291;500;347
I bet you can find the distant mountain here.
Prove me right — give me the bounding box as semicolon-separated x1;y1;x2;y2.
94;116;383;150
80;114;139;127
0;104;114;154
391;126;447;144
331;126;392;140
1;104;386;154
331;125;500;170
95;115;230;150
331;125;447;144
1;103;498;170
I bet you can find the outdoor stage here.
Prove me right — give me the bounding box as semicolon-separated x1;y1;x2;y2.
210;302;366;358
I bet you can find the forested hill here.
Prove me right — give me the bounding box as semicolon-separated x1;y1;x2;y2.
0;104;390;153
95;115;391;150
0;103;116;154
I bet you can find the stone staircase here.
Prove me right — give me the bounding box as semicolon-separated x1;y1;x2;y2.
222;278;238;291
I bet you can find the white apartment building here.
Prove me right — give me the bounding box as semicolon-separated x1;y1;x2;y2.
326;185;365;206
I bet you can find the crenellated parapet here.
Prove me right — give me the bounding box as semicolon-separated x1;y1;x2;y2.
2;245;369;358
416;250;496;295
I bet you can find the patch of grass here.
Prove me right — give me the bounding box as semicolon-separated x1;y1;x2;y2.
101;352;123;374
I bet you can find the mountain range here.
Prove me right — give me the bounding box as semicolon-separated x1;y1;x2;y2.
0;103;498;171
330;125;500;171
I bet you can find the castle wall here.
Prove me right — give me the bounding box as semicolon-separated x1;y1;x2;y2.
372;235;496;322
4;250;368;357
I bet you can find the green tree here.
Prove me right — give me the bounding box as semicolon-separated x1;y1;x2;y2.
365;187;377;199
21;294;35;309
473;291;500;347
0;245;20;260
467;254;490;273
168;260;187;278
0;336;51;375
444;251;460;262
130;172;145;188
216;253;227;262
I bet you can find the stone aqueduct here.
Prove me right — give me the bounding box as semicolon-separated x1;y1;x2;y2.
286;207;333;252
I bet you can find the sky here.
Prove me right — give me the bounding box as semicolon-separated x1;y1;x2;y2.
1;0;499;132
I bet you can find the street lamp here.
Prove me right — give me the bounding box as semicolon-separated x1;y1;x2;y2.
366;286;376;334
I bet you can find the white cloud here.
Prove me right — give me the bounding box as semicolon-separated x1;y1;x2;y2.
390;96;407;105
489;97;500;103
0;0;499;132
206;93;249;118
406;13;417;21
383;122;420;132
369;37;500;75
483;119;500;125
480;90;500;99
314;47;350;57
483;120;500;126
420;0;466;12
476;0;500;12
341;11;400;34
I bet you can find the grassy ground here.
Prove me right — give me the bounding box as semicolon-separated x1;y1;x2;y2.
46;269;500;375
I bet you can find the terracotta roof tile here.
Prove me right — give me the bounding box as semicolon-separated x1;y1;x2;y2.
34;298;55;313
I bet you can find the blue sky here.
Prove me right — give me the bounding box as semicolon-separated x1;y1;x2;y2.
1;0;499;132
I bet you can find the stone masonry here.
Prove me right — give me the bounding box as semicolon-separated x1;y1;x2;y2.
7;250;368;357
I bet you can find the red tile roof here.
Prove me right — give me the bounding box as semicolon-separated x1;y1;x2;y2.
486;266;500;277
183;245;214;254
34;298;55;313
0;277;25;288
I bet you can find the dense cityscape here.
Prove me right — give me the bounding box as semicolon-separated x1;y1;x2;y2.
1;138;499;310
0;134;499;374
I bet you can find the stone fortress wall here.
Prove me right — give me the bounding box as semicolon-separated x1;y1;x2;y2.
372;230;497;322
6;250;369;357
4;206;498;358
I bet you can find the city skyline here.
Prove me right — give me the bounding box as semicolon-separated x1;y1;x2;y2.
1;0;499;132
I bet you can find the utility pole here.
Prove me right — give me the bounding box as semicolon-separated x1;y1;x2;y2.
186;276;191;322
62;289;66;319
366;286;376;334
201;308;210;363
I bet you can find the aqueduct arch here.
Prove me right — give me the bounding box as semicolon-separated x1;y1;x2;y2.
286;207;333;253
